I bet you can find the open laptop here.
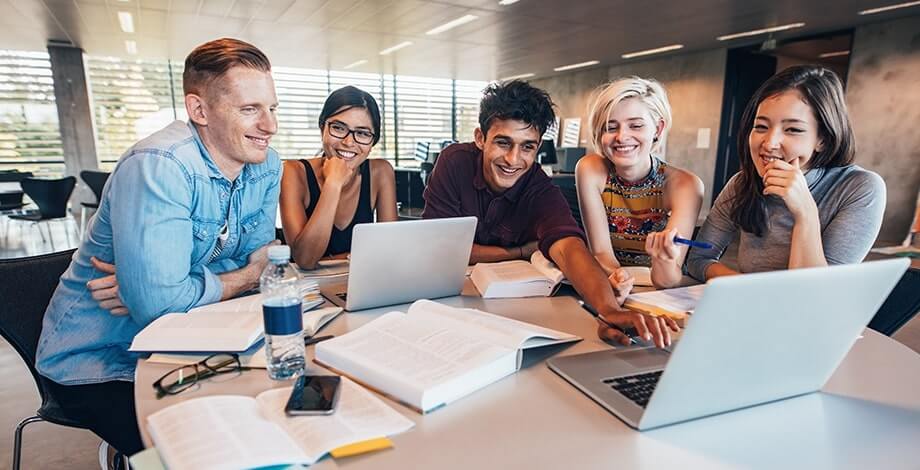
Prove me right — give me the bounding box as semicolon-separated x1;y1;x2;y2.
548;258;909;431
321;217;476;311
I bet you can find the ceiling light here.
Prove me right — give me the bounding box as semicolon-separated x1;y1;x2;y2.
426;14;478;35
118;11;134;33
717;22;806;41
343;59;368;70
124;40;137;55
621;44;684;59
553;60;600;72
379;41;413;55
499;0;521;5
818;50;851;58
858;0;920;14
500;72;535;80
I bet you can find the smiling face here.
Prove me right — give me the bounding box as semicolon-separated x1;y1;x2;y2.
321;107;375;164
749;89;824;177
600;97;662;174
475;119;540;194
194;66;278;176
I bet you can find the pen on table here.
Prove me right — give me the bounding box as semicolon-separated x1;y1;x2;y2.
577;300;638;345
304;335;334;346
673;236;713;250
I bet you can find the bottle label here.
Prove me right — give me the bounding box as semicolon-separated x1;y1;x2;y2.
262;302;303;335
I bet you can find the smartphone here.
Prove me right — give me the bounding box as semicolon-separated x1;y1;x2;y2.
284;375;341;416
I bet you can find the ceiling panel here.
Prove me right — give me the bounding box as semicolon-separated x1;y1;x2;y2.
0;0;911;81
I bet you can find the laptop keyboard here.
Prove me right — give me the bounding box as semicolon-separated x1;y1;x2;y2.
602;370;663;408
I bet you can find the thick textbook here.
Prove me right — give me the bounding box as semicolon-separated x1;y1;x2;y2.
130;293;341;353
314;299;580;413
471;251;565;298
146;378;413;470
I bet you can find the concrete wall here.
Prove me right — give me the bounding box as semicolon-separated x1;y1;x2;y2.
531;49;727;220
846;15;920;243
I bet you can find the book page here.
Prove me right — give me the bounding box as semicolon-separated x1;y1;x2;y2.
530;251;565;285
304;306;343;337
256;378;414;462
626;284;707;314
147;395;307;470
476;260;548;283
319;311;511;390
408;300;578;350
129;306;263;352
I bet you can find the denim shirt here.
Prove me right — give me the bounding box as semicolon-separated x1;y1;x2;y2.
36;121;281;385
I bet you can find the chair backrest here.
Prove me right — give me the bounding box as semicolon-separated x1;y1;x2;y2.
79;170;109;204
20;176;76;219
0;170;34;182
0;249;75;396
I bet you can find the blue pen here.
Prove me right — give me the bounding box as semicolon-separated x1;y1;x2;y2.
578;300;639;345
673;236;713;250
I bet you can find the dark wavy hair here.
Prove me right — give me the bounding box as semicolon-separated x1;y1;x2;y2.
729;65;855;237
183;38;271;96
318;85;382;146
478;80;556;138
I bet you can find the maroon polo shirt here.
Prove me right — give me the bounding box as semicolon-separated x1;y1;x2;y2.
422;142;585;258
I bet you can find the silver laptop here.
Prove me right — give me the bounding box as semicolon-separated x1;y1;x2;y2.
548;259;909;431
321;217;476;311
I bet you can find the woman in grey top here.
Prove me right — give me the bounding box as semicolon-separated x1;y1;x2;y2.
687;65;885;281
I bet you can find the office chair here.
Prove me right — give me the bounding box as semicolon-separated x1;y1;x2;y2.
8;176;77;250
0;249;93;470
78;171;110;238
0;170;34;212
0;171;35;241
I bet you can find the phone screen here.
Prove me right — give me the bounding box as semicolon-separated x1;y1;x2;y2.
285;375;341;415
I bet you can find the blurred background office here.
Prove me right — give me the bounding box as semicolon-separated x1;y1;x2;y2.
1;0;919;467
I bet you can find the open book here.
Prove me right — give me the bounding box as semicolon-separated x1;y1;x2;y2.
624;284;706;326
147;377;413;470
471;251;565;298
130;293;342;353
314;299;580;413
145;305;343;368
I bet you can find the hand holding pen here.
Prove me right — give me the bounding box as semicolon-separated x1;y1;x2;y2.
579;300;679;348
646;228;713;263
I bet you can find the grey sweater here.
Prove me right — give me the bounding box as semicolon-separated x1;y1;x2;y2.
687;165;886;281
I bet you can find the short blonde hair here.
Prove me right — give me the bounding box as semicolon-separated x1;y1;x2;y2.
586;77;672;157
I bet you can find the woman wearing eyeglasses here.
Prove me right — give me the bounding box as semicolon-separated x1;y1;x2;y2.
280;86;397;269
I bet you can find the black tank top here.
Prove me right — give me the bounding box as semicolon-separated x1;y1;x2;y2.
301;159;373;257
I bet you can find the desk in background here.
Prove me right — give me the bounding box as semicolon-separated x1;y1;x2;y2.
134;279;920;469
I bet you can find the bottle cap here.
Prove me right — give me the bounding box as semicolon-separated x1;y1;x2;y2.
267;245;291;262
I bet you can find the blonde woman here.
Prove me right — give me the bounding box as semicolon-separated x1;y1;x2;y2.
575;77;703;294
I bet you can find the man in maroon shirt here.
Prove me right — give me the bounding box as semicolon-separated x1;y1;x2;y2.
423;80;677;348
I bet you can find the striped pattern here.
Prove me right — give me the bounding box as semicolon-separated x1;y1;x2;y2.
602;156;669;266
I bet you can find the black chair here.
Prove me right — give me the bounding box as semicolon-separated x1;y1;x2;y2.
78;170;110;237
0;249;89;470
868;267;920;336
9;177;77;249
0;171;33;212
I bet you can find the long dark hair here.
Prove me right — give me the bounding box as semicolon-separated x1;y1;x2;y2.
318;86;382;145
729;65;855;236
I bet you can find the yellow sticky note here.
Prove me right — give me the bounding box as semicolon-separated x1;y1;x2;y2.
329;437;393;458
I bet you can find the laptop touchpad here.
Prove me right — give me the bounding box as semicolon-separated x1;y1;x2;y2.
616;348;670;369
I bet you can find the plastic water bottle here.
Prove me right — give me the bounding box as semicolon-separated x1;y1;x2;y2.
260;245;305;380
